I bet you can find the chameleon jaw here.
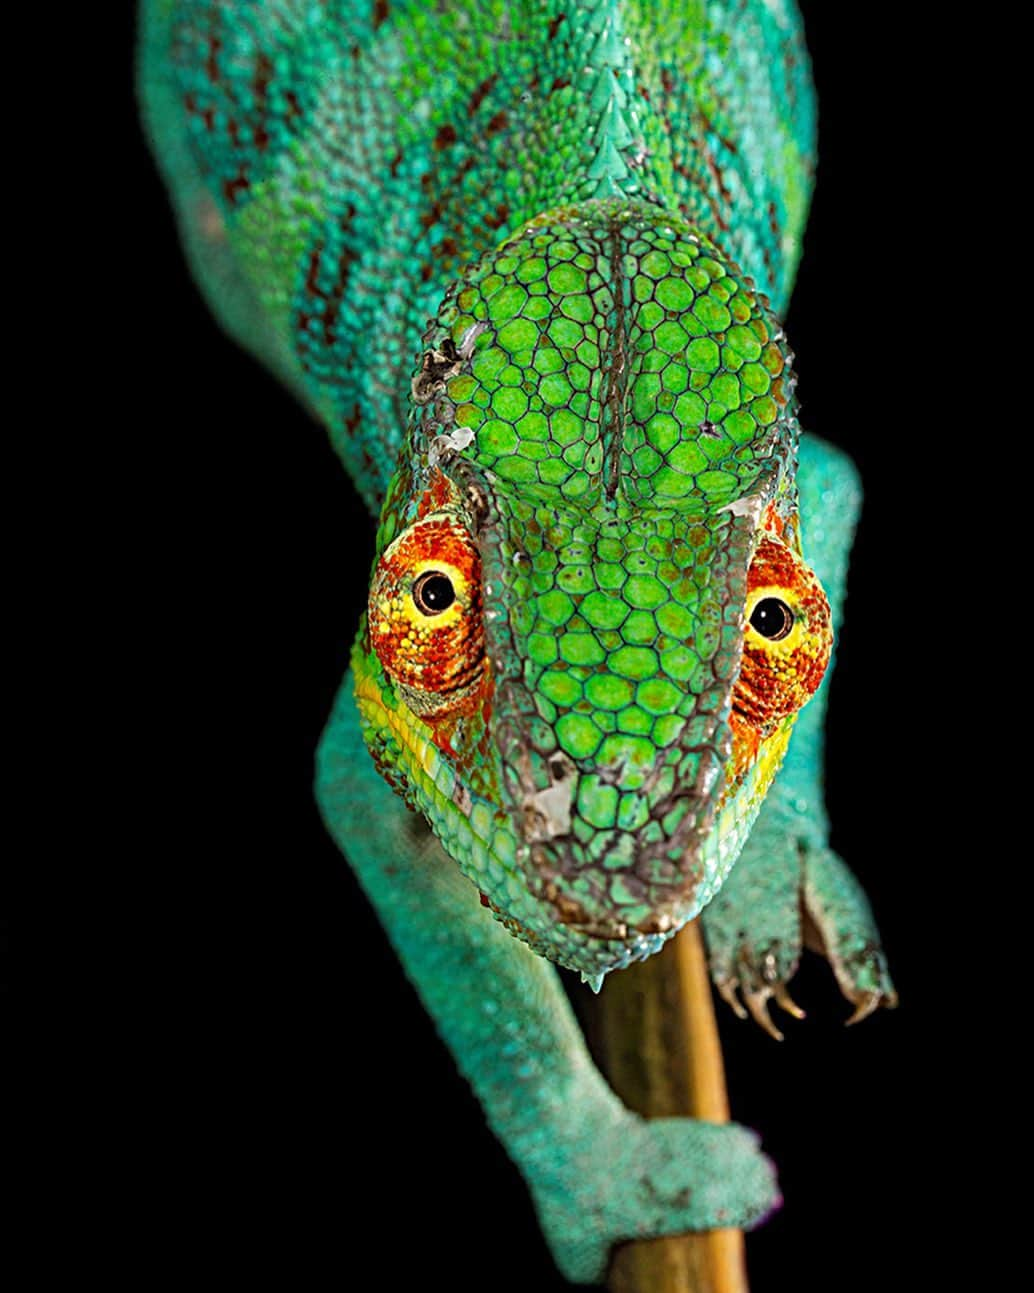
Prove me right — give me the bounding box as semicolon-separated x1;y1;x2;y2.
353;589;799;983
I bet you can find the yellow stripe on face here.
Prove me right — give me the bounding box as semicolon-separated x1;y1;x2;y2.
353;652;442;789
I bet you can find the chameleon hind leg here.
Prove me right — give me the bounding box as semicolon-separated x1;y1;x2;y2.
316;673;779;1284
702;435;897;1038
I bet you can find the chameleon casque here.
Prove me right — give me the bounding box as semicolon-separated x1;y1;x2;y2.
139;0;896;1282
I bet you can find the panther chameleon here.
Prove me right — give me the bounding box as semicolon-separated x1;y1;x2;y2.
139;1;896;1282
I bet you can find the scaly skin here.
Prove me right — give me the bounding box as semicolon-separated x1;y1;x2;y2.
139;1;895;1281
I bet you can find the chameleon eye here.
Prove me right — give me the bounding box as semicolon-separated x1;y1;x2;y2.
412;571;456;616
368;515;485;721
734;536;833;739
749;597;794;641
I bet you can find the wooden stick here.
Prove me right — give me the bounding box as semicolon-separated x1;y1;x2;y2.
592;920;750;1293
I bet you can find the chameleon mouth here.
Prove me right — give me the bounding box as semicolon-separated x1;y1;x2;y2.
353;589;795;981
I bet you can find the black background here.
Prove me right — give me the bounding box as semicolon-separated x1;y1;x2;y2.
119;4;966;1289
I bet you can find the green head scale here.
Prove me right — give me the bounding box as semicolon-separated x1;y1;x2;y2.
353;199;832;984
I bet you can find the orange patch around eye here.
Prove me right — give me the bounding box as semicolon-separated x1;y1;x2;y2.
729;534;833;777
417;468;459;518
368;515;486;721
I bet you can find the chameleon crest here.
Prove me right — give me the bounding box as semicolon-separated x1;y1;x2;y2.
355;200;832;980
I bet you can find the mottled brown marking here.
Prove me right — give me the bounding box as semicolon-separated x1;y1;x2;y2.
184;92;216;133
484;203;510;231
419;200;445;231
304;245;323;299
204;30;221;85
253;52;273;152
372;0;389;28
468;73;499;114
222;173;249;205
547;12;566;39
295;204;358;366
696;106;738;155
434;124;458;149
701;149;732;232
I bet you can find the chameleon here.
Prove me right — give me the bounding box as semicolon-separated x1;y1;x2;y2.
139;0;896;1282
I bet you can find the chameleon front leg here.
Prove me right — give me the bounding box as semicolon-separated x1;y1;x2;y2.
703;435;897;1037
316;673;779;1285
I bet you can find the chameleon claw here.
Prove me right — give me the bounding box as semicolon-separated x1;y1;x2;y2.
773;984;806;1020
844;991;882;1027
743;987;784;1042
716;977;748;1020
714;964;804;1036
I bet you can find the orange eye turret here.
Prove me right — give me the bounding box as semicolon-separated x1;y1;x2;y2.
730;534;833;775
367;514;486;721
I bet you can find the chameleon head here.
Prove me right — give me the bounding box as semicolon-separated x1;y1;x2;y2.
354;200;832;980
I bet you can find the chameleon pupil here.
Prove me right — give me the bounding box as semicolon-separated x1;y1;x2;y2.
750;597;794;641
413;572;456;615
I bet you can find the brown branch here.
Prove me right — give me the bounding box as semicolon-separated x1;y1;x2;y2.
592;920;750;1293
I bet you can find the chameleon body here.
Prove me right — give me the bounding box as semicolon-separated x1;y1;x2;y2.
140;1;895;1282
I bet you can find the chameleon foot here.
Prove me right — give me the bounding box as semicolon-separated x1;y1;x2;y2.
531;1114;779;1284
703;793;896;1037
803;844;898;1020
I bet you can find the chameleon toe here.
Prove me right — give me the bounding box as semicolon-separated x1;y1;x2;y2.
774;983;806;1020
845;990;883;1027
715;975;749;1021
742;985;786;1041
